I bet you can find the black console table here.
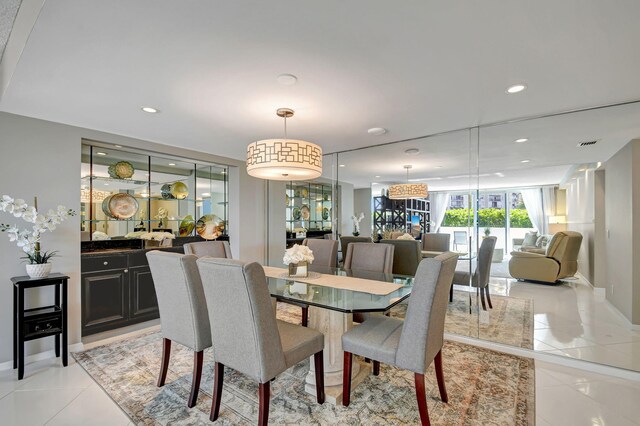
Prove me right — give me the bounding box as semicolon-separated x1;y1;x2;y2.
12;273;69;380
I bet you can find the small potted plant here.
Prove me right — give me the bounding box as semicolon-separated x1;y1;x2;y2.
283;244;314;278
0;195;76;278
483;228;491;239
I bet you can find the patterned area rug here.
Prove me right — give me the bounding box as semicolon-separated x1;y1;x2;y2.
74;304;535;425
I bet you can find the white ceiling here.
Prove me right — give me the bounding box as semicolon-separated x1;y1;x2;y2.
333;102;640;189
2;0;640;163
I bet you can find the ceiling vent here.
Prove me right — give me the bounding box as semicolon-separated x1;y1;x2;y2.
577;140;598;147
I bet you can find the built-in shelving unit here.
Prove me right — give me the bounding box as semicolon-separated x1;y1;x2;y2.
81;144;228;240
373;196;430;236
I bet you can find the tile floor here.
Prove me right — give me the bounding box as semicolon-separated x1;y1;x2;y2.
488;274;640;371
1;351;639;425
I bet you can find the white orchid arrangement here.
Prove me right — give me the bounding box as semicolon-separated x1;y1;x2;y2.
283;244;314;265
351;212;365;236
0;195;76;264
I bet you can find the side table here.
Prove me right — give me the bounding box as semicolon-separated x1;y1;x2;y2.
12;273;69;380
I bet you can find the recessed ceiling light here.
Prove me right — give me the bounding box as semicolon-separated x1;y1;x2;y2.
514;138;528;143
168;163;176;166
114;144;122;148
495;172;505;177
520;159;531;163
404;148;420;155
371;182;378;185
506;84;527;94
202;192;211;197
96;151;107;156
339;164;346;167
368;127;388;136
375;175;381;178
435;166;443;169
141;106;159;113
277;73;298;85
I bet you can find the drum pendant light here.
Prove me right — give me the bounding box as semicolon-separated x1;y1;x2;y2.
246;108;323;181
388;165;429;199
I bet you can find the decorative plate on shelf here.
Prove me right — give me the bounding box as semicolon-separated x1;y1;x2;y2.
322;207;329;220
292;207;301;220
171;182;189;200
196;214;224;240
179;215;195;236
161;184;174;199
301;204;310;220
301;187;309;198
103;193;139;219
108;161;135;179
285;194;290;206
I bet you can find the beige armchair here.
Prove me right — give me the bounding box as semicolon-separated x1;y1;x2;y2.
509;231;583;283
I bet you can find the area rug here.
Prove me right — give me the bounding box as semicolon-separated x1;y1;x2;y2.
74;305;535;425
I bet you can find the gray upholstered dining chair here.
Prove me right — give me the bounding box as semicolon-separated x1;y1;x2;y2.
146;251;212;408
343;242;394;273
380;238;422;276
183;240;232;258
421;233;451;257
296;238;340;326
343;242;394;323
339;236;372;263
342;252;459;426
302;238;338;267
196;258;325;425
452;236;496;310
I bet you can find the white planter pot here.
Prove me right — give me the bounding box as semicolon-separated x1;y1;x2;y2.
26;263;52;279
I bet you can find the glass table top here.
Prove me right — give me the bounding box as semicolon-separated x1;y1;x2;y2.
266;265;414;313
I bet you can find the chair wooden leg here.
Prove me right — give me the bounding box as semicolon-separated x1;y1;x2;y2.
258;381;270;426
414;373;431;426
188;350;203;408
210;362;224;422
373;360;380;376
313;350;325;404
342;351;353;406
434;350;448;403
157;338;171;387
484;287;493;309
301;306;308;327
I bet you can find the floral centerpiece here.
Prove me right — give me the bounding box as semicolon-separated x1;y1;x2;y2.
283;244;314;278
0;195;76;278
351;212;365;236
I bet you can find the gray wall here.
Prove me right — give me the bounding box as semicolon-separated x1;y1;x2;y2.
0;111;266;364
604;139;640;324
566;169;596;284
354;188;372;238
593;170;607;289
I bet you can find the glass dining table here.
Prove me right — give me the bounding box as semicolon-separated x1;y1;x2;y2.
265;265;414;405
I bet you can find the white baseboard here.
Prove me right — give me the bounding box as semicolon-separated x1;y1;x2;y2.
603;299;640;331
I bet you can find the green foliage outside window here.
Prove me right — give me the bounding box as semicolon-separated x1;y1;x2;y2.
442;208;533;228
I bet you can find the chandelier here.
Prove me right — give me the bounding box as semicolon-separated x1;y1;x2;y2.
246;108;322;181
388;165;428;199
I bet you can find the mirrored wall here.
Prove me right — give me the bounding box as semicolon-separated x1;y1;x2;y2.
266;101;640;372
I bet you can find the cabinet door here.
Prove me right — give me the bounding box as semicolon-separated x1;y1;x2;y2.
81;270;128;336
129;266;159;322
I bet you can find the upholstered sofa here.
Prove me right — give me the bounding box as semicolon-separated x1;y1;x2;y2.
512;232;553;254
509;231;583;283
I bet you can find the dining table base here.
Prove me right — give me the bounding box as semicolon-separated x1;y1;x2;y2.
304;306;371;405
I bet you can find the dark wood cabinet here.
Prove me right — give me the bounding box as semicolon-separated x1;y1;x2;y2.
81;269;129;335
129;265;158;321
81;251;160;336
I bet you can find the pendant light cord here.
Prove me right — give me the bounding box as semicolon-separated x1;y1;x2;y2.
284;114;288;141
